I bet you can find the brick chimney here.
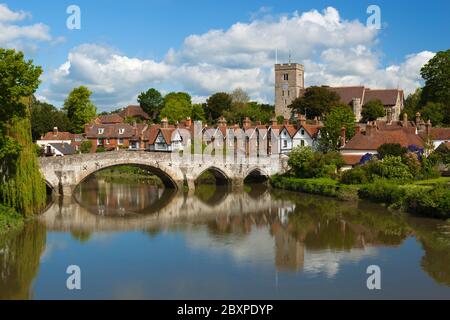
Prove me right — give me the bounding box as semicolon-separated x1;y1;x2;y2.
185;117;192;128
243;117;251;128
296;114;306;129
53;127;58;136
355;125;361;135
425;119;432;139
365;122;373;136
313;117;319;125
283;117;289;126
161;117;168;128
269;117;277;126
416;112;421;125
340;127;346;147
218;116;227;127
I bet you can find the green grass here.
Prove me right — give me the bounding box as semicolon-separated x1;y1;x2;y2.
413;177;450;186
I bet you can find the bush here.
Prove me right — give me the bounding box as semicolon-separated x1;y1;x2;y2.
288;146;314;178
404;186;450;219
80;140;92;154
0;205;24;233
96;146;106;153
340;166;369;184
358;180;407;205
377;143;408;159
288;146;344;179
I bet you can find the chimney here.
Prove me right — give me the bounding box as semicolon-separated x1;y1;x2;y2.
416;112;422;125
365;122;373;136
313;116;319;125
255;120;262;126
340;127;346;147
269;117;277;126
403;113;408;127
53;127;58;136
161;117;168;128
185;117;192;128
243;117;251;128
296;114;306;128
218;116;227;127
355;125;361;135
425;119;432;139
283;117;289;126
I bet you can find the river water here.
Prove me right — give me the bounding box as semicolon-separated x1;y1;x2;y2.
1;177;450;299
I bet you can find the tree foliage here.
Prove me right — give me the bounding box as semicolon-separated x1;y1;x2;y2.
420;49;450;108
361;99;385;122
289;86;341;118
138;88;163;120
377;143;408;159
319;104;356;151
30;99;71;140
63;86;97;133
205;92;232;121
160;92;192;123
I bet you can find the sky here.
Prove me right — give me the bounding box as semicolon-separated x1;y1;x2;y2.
1;0;449;112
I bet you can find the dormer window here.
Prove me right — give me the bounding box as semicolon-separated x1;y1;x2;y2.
301;129;305;135
98;128;104;135
119;128;125;135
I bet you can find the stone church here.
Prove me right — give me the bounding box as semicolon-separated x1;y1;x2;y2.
274;62;404;122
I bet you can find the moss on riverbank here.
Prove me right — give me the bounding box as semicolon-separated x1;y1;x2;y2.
271;175;450;219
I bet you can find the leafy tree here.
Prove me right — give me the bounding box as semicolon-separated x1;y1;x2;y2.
159;92;192;123
319;104;356;151
230;88;250;104
401;88;422;120
377;143;408;159
138;88;163;120
420;102;446;126
63;86;97;133
288;146;314;178
420;49;450;109
276;115;285;124
191;103;206;121
223;101;274;125
30;100;71;140
80;140;92;154
289;86;341;118
205;92;232;121
361;99;385;122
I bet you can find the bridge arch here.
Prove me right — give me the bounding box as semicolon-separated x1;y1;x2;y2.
195;166;231;186
244;167;270;184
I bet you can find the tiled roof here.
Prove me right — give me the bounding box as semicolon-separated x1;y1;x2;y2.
342;128;424;151
429;128;450;140
327;86;365;105
341;154;363;165
97;114;123;124
85;123;135;138
300;124;322;138
41;131;74;141
363;89;402;106
119;105;150;120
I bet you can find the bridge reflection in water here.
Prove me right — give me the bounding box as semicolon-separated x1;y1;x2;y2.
2;177;450;299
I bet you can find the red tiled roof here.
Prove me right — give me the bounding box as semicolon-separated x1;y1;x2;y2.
41;131;74;141
301;124;322;138
119;105;150;120
327;86;365;105
97;114;123;124
85;123;135;138
283;125;297;137
343;128;424;151
429;128;450;140
342;154;363;165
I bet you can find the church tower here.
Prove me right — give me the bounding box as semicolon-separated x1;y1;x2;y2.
275;63;305;119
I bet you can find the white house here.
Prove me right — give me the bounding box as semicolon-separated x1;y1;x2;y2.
148;128;184;152
292;124;322;150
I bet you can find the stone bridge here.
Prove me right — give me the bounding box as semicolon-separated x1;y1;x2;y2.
39;151;289;196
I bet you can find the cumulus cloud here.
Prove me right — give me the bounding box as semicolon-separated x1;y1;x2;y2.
42;6;434;110
0;3;56;53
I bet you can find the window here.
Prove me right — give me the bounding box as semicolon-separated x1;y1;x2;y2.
97;138;104;146
106;139;110;145
283;73;289;81
98;128;104;135
283;140;287;148
301;140;305;147
119;128;125;135
301;129;305;135
118;138;124;145
287;90;290;96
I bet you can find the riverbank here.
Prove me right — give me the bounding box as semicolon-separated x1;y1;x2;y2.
271;175;450;219
94;166;163;185
0;205;24;234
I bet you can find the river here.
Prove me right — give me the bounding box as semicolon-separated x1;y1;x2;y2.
1;176;450;299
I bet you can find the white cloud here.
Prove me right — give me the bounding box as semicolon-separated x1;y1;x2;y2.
42;6;434;109
0;3;55;53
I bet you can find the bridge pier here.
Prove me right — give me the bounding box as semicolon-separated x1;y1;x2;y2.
231;178;244;191
59;184;77;197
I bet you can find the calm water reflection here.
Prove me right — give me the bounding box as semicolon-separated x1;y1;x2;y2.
1;177;450;299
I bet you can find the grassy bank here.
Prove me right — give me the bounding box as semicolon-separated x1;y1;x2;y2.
95;166;163;185
0;205;24;234
271;175;450;219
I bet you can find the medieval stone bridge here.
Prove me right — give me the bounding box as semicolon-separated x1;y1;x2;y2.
39;151;289;196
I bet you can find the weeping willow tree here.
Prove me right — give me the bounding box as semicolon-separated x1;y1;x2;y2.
0;49;46;216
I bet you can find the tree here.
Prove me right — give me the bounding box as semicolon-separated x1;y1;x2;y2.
319;104;356;151
361;99;385;122
420;102;446;126
401;88;422;119
377;143;408;159
63;86;97;133
230;88;250;104
191;103;206;121
80;140;92;154
159;92;192;123
288;146;314;178
420;49;450;109
138;88;163;120
289;86;341;118
30;99;71;140
205;92;232;121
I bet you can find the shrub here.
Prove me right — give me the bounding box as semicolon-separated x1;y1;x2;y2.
404;186;450;219
377;143;408;159
358;180;407;205
0;205;24;233
288;147;344;179
288;146;314;178
80;140;92;154
96;146;106;153
340;166;369;185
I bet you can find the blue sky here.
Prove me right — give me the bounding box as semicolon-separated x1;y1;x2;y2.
2;1;449;111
